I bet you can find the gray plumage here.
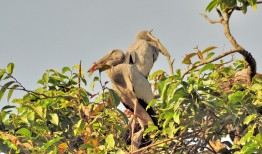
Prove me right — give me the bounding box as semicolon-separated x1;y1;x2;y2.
88;49;155;126
125;30;165;77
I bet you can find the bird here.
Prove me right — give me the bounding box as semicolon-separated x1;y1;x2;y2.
125;30;170;77
87;49;158;128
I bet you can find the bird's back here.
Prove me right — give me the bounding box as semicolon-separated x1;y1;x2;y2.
125;40;160;77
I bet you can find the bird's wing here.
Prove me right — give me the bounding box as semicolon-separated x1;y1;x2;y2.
125;40;147;63
125;50;136;64
129;66;154;104
112;64;154;125
125;40;156;77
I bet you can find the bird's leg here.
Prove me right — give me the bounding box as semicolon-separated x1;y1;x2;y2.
131;99;148;153
131;98;138;152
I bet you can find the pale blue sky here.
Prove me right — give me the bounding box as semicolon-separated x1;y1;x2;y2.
0;1;261;108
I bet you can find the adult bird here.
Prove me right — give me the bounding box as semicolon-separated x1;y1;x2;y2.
125;30;170;77
87;49;158;128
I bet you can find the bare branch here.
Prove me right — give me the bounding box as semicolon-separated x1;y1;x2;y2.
131;137;179;154
221;13;242;50
191;56;235;74
202;7;257;79
181;49;245;79
78;60;81;103
201;13;222;24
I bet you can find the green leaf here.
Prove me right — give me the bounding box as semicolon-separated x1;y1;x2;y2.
27;111;35;121
173;98;184;111
173;110;180;124
0;69;6;81
16;128;31;138
251;83;262;92
80;89;90;104
105;134;115;149
80;143;93;149
202;46;217;55
163;111;173;128
43;73;49;85
239;132;252;144
247;0;257;10
160;80;170;101
225;0;237;9
34;106;45;119
0;81;15;101
220;0;227;11
148;70;165;80
62;67;71;74
7;63;14;74
242;3;248;14
108;89;120;107
117;109;128;124
206;52;215;59
206;0;220;12
228;91;244;104
182;53;197;64
7;84;19;102
90;76;100;91
81;76;87;85
144;125;158;135
41;137;63;152
147;99;157;111
199;64;216;74
50;113;59;126
1;105;16;112
244;114;257;125
201;101;216;109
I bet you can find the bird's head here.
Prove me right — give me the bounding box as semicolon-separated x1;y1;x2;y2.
136;30;171;58
135;30;152;41
87;49;125;75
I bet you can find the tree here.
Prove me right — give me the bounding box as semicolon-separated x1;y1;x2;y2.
0;1;262;153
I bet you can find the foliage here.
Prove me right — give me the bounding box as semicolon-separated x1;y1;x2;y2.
206;0;257;14
0;2;261;154
0;64;127;153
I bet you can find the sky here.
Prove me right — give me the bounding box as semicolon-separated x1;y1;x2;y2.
0;1;262;108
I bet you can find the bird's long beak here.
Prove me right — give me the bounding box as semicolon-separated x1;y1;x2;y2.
147;31;171;58
87;53;112;76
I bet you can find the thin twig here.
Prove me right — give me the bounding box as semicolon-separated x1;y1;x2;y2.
0;73;77;100
78;60;82;103
200;13;222;24
131;137;179;154
192;56;235;74
131;130;202;154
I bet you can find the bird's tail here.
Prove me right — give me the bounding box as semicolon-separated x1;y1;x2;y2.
137;98;159;129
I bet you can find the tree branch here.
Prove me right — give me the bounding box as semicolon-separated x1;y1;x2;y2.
181;49;245;79
202;8;257;79
78;60;82;103
130;137;179;154
0;72;77;100
200;13;222;24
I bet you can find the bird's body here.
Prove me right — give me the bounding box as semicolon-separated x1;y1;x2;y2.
107;63;155;125
88;49;157;126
